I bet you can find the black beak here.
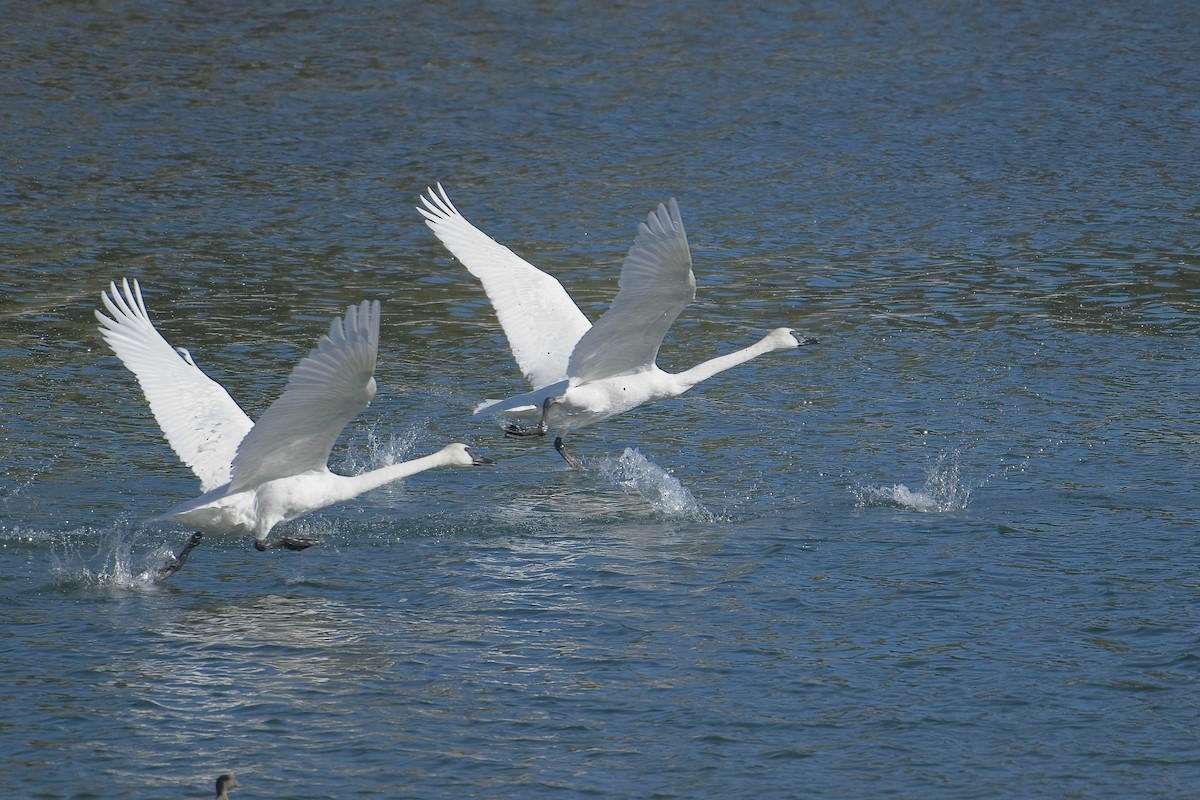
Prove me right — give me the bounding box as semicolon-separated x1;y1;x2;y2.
470;450;496;466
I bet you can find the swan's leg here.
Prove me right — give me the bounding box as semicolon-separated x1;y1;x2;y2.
155;531;204;581
554;437;584;470
504;395;554;439
254;535;322;552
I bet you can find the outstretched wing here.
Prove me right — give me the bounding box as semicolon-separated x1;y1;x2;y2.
95;278;253;493
228;300;380;492
567;198;694;382
419;184;592;390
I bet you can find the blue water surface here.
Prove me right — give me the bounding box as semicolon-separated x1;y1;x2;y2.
2;2;1199;798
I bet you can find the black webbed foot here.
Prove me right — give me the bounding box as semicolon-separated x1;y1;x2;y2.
155;531;204;582
278;536;321;551
504;395;556;439
504;421;547;438
254;535;323;552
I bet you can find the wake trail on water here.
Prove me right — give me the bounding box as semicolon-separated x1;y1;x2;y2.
853;450;973;513
594;448;714;521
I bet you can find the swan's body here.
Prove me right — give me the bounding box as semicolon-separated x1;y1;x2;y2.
96;279;491;577
159;446;483;539
419;185;815;466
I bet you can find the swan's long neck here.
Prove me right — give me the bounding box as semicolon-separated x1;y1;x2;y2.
674;333;790;391
331;450;454;500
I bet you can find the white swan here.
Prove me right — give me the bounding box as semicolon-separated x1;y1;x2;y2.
215;774;238;800
96;279;493;579
418;185;816;467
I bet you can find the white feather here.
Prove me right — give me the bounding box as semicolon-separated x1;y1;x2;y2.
95;278;252;492
419;183;592;390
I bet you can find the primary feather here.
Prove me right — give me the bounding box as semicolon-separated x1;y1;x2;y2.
229;300;380;492
567;198;694;383
418;183;591;389
95;279;253;492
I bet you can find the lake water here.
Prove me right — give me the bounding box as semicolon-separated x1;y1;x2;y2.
3;2;1199;798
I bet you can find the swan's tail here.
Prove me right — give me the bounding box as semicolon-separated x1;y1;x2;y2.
473;380;569;417
474;398;536;415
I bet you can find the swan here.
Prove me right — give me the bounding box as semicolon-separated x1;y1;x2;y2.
418;184;817;467
96;279;493;579
215;774;238;799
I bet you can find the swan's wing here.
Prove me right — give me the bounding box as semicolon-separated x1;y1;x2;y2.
228;300;380;492
418;184;592;390
567;198;695;382
95;278;253;493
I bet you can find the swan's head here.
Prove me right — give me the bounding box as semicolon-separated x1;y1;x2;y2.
215;773;238;798
764;327;819;350
441;442;496;467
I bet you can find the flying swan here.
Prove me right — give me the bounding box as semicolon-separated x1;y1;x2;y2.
418;185;817;467
96;279;493;579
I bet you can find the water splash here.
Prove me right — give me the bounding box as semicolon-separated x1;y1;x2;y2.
48;525;170;589
854;451;972;513
596;448;713;520
339;423;421;473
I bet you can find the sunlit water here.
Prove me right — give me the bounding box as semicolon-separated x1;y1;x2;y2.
3;2;1199;798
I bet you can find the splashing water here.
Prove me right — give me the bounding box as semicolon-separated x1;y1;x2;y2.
596;448;713;520
854;451;972;513
49;525;171;589
339;424;421;473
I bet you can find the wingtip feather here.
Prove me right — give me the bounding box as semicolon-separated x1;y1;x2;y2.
418;182;460;224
